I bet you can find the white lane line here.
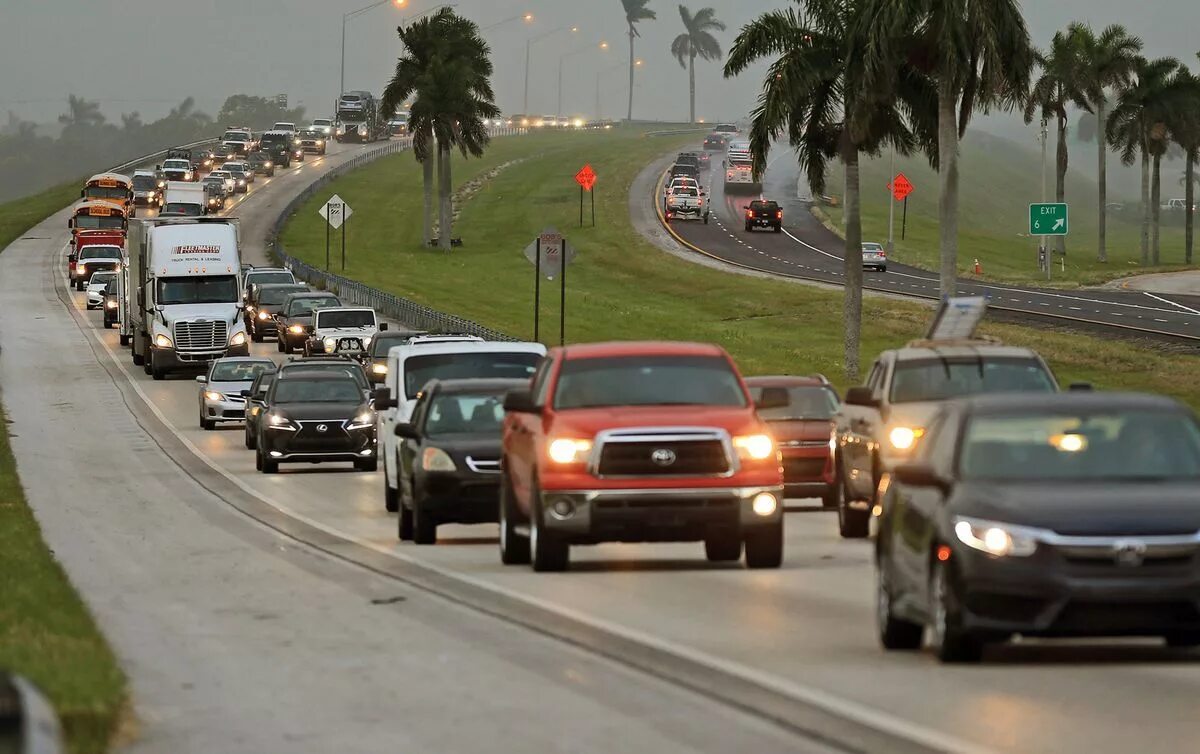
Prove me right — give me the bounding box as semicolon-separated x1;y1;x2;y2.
1142;291;1200;316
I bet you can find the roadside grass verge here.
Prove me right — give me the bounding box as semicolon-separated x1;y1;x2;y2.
0;192;128;753
279;128;1200;408
819;130;1196;288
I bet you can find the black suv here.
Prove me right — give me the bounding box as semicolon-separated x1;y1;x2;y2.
245;283;308;341
257;131;295;168
255;372;378;474
248;151;277;177
745;199;783;232
274;292;342;353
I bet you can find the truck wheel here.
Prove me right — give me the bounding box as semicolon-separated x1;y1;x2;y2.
744;521;783;569
704;534;742;562
499;470;530;565
103;320;112;329
411;498;436;545
530;495;569;572
150;352;166;381
838;498;870;539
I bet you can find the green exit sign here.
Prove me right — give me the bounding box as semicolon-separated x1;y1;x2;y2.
1029;203;1069;236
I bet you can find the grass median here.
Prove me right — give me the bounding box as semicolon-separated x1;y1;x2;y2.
0;190;128;752
280;128;1200;409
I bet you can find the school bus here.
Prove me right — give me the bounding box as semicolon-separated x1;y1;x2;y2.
81;173;134;216
69;200;129;243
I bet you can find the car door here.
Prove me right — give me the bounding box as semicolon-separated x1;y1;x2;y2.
843;358;887;500
894;410;958;615
505;357;553;508
398;391;430;503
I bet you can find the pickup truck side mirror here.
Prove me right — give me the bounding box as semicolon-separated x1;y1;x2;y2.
239;389;251;398
844;386;879;408
373;387;396;410
754;387;790;411
379;323;388;331
893;463;950;494
394;422;420;439
503;389;540;414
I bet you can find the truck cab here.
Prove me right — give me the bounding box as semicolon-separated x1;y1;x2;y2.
665;183;708;224
497;341;785;572
161;182;206;216
304;306;386;357
745;200;782;232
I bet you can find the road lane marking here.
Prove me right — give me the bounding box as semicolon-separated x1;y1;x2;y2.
1142;291;1200;316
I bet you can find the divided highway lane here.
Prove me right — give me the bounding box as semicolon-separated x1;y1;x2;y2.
45;147;1200;752
662;158;1200;344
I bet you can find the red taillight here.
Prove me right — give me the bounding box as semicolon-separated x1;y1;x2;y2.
776;210;783;219
746;209;753;218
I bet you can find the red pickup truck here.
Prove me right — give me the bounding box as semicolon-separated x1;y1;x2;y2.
499;341;785;572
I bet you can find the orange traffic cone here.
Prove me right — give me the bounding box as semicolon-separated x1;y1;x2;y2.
973;258;982;275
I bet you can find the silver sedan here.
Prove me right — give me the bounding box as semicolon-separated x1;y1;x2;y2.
197;357;277;430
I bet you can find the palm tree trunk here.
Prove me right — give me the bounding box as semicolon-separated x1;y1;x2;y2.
1151;152;1162;265
1055;112;1068;257
1186;150;1196;265
1096;97;1107;263
422;149;434;247
937;83;959;298
1140;146;1150;265
842;134;863;382
688;52;696;123
438;145;452;251
627;25;636;122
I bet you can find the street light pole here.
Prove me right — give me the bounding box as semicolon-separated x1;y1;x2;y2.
558;42;607;121
340;1;454;103
524;25;577;116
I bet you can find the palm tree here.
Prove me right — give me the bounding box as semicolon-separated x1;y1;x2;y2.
1107;56;1179;265
866;0;1033;298
58;95;105;128
1023;27;1089;258
671;6;725;123
622;0;657;121
1166;64;1200;264
725;0;936;381
1075;24;1142;263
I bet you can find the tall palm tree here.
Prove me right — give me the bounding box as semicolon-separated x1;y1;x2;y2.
58;95;105;128
1166;64;1200;264
671;6;726;123
866;0;1033;298
1107;56;1180;265
725;0;936;381
1075;24;1142;263
1023;27;1089;258
622;0;657;121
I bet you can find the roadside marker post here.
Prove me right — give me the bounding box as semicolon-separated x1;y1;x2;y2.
575;164;596;228
888;174;913;243
319;195;353;271
524;228;575;344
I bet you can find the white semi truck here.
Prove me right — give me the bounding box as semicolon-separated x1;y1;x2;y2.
125;217;249;380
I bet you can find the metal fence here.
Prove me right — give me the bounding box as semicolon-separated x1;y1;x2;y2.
269;132;525;341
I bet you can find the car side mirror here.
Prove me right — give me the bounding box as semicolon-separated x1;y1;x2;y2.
893;463;950;494
755;386;789;411
844;386;878;408
503;389;539;414
373;387;396;410
239;389;251;398
196;376;208;384
394;422;420;439
379;323;388;331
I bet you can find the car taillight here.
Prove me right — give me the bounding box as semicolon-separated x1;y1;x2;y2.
746;209;754;218
776;210;783;219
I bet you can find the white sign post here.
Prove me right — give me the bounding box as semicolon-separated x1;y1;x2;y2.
318;194;354;270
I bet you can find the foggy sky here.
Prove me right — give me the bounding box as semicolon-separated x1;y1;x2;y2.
2;0;1198;127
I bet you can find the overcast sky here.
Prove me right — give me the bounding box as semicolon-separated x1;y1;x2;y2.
2;0;1197;127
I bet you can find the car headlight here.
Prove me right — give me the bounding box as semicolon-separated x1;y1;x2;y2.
237;179;245;186
371;363;388;375
265;162;272;168
548;438;592;464
733;433;775;461
294;139;301;145
346;411;375;431
154;333;172;348
288;324;305;334
230;331;247;347
422;447;457;472
245;305;255;314
204;390;226;402
157;180;165;188
323;337;336;353
953;517;1038;558
267;413;297;431
106;299;118;309
888;426;925;451
362;335;372;348
257;310;270;321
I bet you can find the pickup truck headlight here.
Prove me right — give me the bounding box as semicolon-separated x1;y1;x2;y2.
230;331;247;347
888;426;925;451
733;434;775;460
288;324;305;334
953;517;1038;558
257;310;270;321
371;363;388;375
422;447;456;471
548;438;592;464
324;337;336;353
154;333;172;348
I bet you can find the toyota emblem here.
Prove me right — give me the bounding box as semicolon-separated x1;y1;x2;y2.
1112;539;1147;567
650;448;677;467
316;424;328;433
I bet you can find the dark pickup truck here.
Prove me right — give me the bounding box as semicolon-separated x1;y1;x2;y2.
745;199;783;233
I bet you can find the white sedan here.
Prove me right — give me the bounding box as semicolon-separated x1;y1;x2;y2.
85;271;118;309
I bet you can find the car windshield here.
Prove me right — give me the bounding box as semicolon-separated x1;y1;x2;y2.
273;379;362;404
554;355;747;410
890;358;1056;404
258;286;307;305
425;393;506;436
163;161;189;170
222;132;248;141
862;243;884;252
959;410;1200;482
88;272;116;285
317;310;375;328
283;363;366;388
156;275;238;305
79;247;120;260
371;334;410;357
132;175;157;190
161;203;201;216
211;361;274;382
247;272;294;289
286;296;339;316
403;352;541;399
750;385;839;421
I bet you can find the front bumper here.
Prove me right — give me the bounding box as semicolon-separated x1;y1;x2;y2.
151;343;250;369
202;395;248;421
261;426;377;464
415;471;500;524
86;291;106;307
537;485;784;544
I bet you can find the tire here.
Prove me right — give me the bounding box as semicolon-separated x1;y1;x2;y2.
384;480;399;513
411;494;437;545
244;426;256;449
132;347;144;366
880;266;887;273
201;417;214;431
120;334;130;346
103;320;112;329
277;336;286;353
774;225;782;233
499;469;530;565
877;563;923;650
744;521;783;569
1164;632;1200;649
838;497;870;539
254;447;263;471
355;458;378;472
930;560;983;663
398;503;414;541
703;214;709;225
143;354;152;375
261;452;279;475
704;534;743;562
529;494;568;572
251;327;263;343
821;486;839;510
744;223;752;232
150;351;166;381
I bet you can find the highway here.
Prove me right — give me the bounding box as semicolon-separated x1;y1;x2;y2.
658;154;1200;345
3;138;1200;753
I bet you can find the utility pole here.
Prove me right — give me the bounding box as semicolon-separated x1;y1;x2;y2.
1040;116;1050;281
523;40;531;114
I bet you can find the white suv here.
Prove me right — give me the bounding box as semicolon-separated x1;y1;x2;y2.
305;307;385;356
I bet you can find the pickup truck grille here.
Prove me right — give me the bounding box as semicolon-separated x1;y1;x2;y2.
173;320;227;351
595;429;731;477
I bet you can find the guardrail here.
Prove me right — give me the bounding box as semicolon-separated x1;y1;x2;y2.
107;136;219;175
269;131;523;340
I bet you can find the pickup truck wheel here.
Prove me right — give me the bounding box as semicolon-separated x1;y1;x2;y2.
774;225;782;233
744;223;752;232
499;470;530;564
150;352;166;381
744;521;783;569
838;498;870;539
412;496;437;545
103;320;112;329
530;496;569;572
704;534;742;563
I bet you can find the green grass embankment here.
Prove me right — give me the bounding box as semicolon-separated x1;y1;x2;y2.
280;127;1200;408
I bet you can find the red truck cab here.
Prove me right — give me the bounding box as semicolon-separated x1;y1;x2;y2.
499;341;785;571
744;376;839;508
69;229;125;288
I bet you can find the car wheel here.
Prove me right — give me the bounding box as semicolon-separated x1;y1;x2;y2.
201;417;214;431
877;563;923;650
499;469;530;565
929;559;983;663
880;266;887;272
411;495;437;545
103;320;112;329
529;493;568;572
277;336;285;353
822;485;840;510
251;327;263;343
744;521;783;569
254;447;263;471
1164;632;1200;648
261;452;279;474
384;479;399;513
837;459;870;539
120;334;130;346
704;533;742;562
245;426;256;450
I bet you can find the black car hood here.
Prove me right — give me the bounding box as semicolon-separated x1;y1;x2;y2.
953;481;1200;536
279;314;315;326
424;435;502;459
275;402;366;422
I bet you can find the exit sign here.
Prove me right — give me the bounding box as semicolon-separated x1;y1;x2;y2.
1029;203;1068;236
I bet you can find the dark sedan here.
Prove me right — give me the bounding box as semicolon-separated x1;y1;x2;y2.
274;292;341;353
245;283;308;341
256;372;378;473
102;278;120;329
392;378;524;544
876;392;1200;663
243;371;276;449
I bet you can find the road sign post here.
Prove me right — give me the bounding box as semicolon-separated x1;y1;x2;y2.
524;228;576;343
575;164;596;229
319;195;354;272
888;173;914;248
1029;203;1068;236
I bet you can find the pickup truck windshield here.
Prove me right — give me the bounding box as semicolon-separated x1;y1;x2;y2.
257;286;306;305
554;355;747;410
317;310;375;328
749;386;838;421
163;160;190;170
404;352;541;399
890;358;1057;404
157;275;238;305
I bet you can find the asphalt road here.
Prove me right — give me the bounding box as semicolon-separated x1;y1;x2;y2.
660;153;1200;345
6;137;1200;754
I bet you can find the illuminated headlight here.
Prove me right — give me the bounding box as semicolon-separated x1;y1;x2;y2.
323;337;336;353
204;390;226;402
421;447;456;471
953;517;1038;558
154;333;172;348
371;363;388;375
257;310;270;321
346;411;375;431
752;492;778;517
548;438;593;464
245;305;255;314
362;335;372;348
237;179;245;186
888;426;925;451
105;299;118;309
229;331;247;347
294;139;301;145
264;161;272;168
267;413;297;430
157;180;165;188
733;433;775;461
288;324;305;334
